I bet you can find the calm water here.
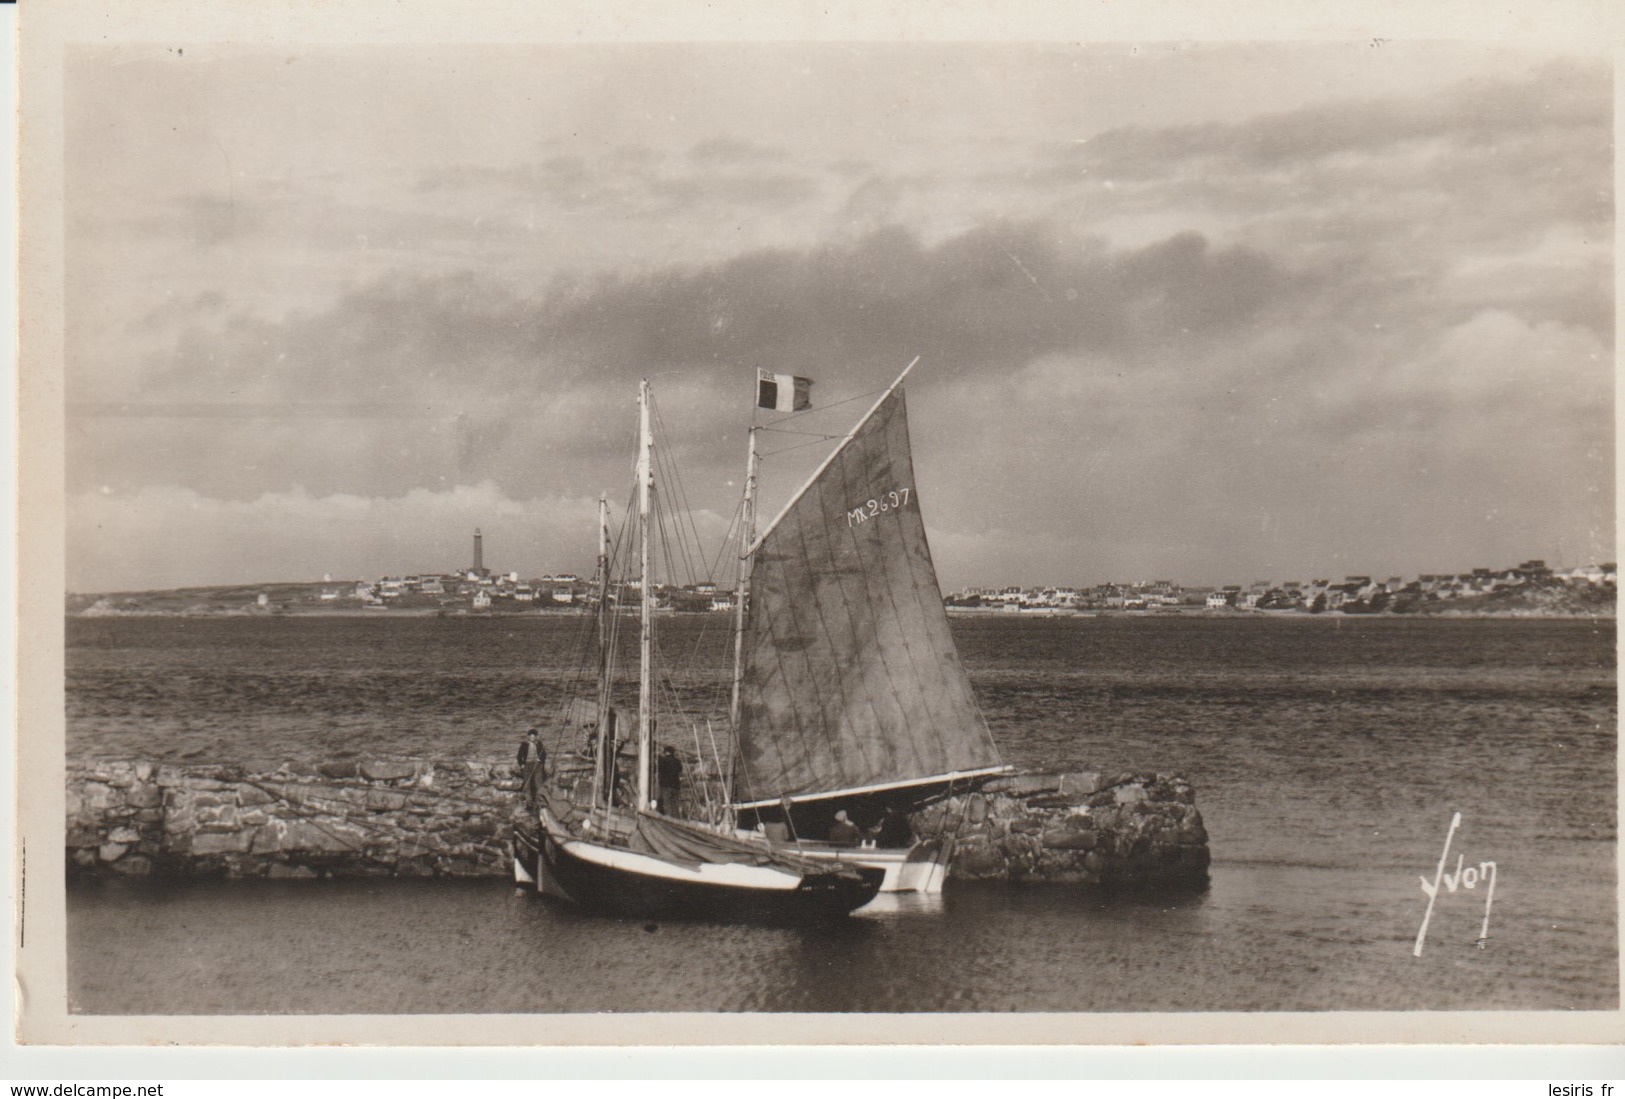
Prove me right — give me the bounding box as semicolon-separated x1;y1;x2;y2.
65;613;1617;1013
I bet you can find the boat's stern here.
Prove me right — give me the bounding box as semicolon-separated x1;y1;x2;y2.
796;864;885;915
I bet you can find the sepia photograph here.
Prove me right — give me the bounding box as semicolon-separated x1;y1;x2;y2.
14;0;1620;1051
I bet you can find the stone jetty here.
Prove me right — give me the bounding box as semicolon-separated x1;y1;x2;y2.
911;771;1210;887
65;758;1209;888
66;759;519;880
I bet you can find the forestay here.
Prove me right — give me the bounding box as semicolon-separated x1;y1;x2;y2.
733;385;1005;806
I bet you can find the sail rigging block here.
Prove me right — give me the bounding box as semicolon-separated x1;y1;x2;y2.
735;386;1003;804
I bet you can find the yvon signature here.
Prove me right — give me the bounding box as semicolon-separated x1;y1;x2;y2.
1413;811;1497;957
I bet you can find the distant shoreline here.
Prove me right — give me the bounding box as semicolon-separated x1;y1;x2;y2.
64;606;1614;621
70;606;591;619
945;607;1614;621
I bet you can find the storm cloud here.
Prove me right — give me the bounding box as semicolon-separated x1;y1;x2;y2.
64;43;1612;591
71;225;1301;501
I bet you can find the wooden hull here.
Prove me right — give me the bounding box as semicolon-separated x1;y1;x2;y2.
517;821;883;922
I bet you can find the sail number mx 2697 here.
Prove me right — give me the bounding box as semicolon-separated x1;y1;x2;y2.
847;488;912;527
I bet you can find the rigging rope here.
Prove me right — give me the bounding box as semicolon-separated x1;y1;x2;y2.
649;395;713;585
757;434;853;460
758;383;889;428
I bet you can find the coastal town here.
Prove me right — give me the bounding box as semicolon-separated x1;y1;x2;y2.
337;555;1618;616
68;527;1616;618
944;559;1617;615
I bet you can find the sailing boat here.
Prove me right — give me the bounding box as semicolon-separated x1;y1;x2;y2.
727;359;1010;892
514;380;884;921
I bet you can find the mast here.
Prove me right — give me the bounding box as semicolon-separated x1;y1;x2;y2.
728;426;758;729
592;492;611;810
636;379;655;812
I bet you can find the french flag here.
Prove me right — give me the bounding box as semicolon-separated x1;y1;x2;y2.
756;370;813;412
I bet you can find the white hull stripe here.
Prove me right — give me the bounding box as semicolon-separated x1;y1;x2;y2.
733;838;916;864
557;837;803;890
731;764;1012;810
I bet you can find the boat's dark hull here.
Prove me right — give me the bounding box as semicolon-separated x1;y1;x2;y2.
533;826;882;922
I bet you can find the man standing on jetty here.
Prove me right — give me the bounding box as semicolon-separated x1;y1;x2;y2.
518;728;548;807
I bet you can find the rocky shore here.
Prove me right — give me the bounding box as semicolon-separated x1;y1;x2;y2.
65;758;1209;889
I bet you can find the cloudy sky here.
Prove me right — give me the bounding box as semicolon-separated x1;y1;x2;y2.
64;40;1612;592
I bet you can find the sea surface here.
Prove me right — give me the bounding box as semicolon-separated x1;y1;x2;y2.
65;613;1618;1013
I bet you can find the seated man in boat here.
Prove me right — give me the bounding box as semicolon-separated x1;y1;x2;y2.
828;809;864;846
871;806;914;847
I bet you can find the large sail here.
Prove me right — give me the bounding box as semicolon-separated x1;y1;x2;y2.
733;383;1005;806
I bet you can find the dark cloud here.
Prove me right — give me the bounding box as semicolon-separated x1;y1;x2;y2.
537;223;1291;382
646;171;820;210
604;144;663;169
131;290;228;334
176;192;261;246
1044;60;1608;180
1014;59;1612;362
834;176;910;237
689;137;788;165
62;46;1616;592
416;156;588;194
827;157;874;179
75;223;1297;505
413;145;821;219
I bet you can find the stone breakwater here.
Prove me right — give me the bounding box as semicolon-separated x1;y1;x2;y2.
65;759;1209;887
66;758;522;880
912;772;1210;887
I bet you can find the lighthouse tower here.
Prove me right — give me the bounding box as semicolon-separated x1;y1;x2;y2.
473;528;486;578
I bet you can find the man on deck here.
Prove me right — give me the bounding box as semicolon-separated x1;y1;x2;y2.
656;745;684;817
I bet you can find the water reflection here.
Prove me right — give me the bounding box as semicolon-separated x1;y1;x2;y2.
855;892;946;919
68;864;1615;1015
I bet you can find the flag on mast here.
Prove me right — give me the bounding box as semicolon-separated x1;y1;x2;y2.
757;370;813;412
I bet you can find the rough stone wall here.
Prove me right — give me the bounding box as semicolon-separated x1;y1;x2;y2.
66;760;1209;887
66;759;522;879
911;771;1210;887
